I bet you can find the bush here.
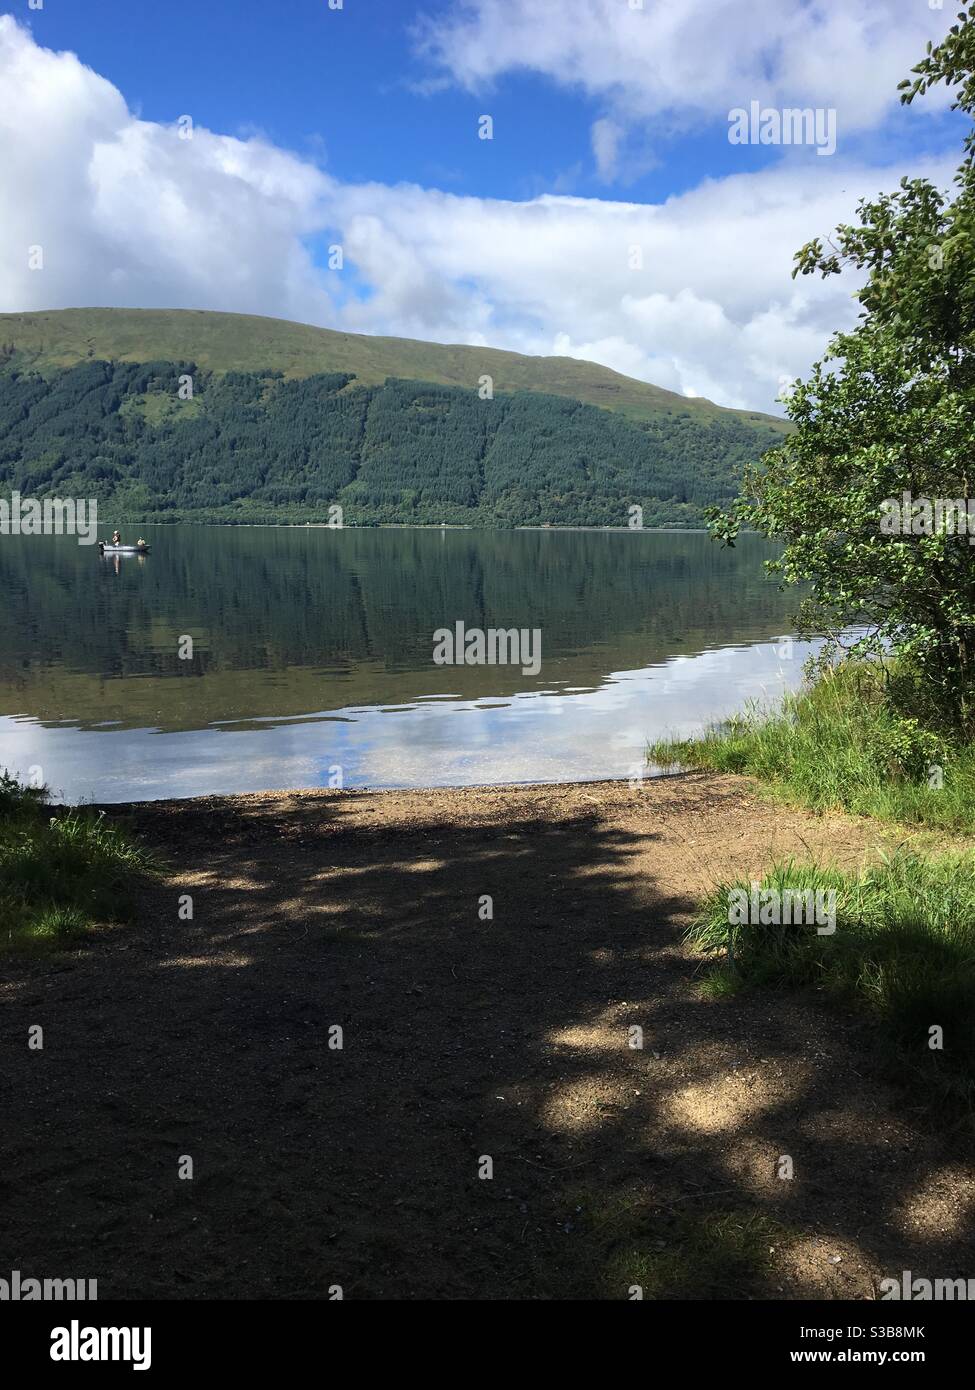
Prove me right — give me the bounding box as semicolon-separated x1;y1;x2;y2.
649;660;975;831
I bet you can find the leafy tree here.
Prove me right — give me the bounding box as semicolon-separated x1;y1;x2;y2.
709;7;975;733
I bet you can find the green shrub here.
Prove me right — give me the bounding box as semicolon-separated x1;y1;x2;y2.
650;660;975;831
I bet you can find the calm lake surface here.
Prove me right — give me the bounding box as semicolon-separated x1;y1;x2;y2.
0;525;811;803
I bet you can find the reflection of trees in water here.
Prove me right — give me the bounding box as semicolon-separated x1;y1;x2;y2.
0;530;796;680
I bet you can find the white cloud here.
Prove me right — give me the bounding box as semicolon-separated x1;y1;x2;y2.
0;16;337;325
590;117;623;182
0;16;956;413
414;0;953;137
326;159;953;410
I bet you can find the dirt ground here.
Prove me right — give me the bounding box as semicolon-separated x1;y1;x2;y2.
2;771;973;1299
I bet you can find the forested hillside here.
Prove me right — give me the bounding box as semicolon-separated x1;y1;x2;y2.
0;358;783;527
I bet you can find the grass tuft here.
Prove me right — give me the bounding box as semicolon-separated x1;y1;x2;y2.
692;852;975;1112
649;660;975;832
0;770;157;950
560;1184;789;1299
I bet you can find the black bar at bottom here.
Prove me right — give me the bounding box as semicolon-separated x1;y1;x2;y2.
0;1297;965;1375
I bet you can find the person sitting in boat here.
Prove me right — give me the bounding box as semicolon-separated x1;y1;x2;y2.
137;538;146;549
112;530;122;545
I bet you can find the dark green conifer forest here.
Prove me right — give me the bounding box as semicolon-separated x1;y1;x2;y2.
0;358;782;527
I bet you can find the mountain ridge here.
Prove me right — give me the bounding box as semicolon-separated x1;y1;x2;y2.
0;307;788;432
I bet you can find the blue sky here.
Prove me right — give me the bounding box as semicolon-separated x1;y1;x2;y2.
19;0;964;198
0;1;966;410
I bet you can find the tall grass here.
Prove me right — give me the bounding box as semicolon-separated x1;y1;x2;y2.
0;770;157;948
650;661;975;832
692;853;975;1112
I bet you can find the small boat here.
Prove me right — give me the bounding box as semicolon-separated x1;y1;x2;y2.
98;542;151;554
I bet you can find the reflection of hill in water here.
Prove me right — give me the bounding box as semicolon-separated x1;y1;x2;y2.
0;527;796;733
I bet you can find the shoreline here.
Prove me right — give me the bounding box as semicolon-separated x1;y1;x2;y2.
99;520;718;534
77;771;690;812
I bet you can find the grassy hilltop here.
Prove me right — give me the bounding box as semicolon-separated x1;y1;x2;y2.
0;307;787;431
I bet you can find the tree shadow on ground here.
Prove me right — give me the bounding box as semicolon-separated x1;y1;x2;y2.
1;788;971;1300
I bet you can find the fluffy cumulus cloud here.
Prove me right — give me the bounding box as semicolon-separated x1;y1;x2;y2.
414;0;952;134
0;15;956;412
0;16;336;326
416;0;956;194
328;168;891;408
